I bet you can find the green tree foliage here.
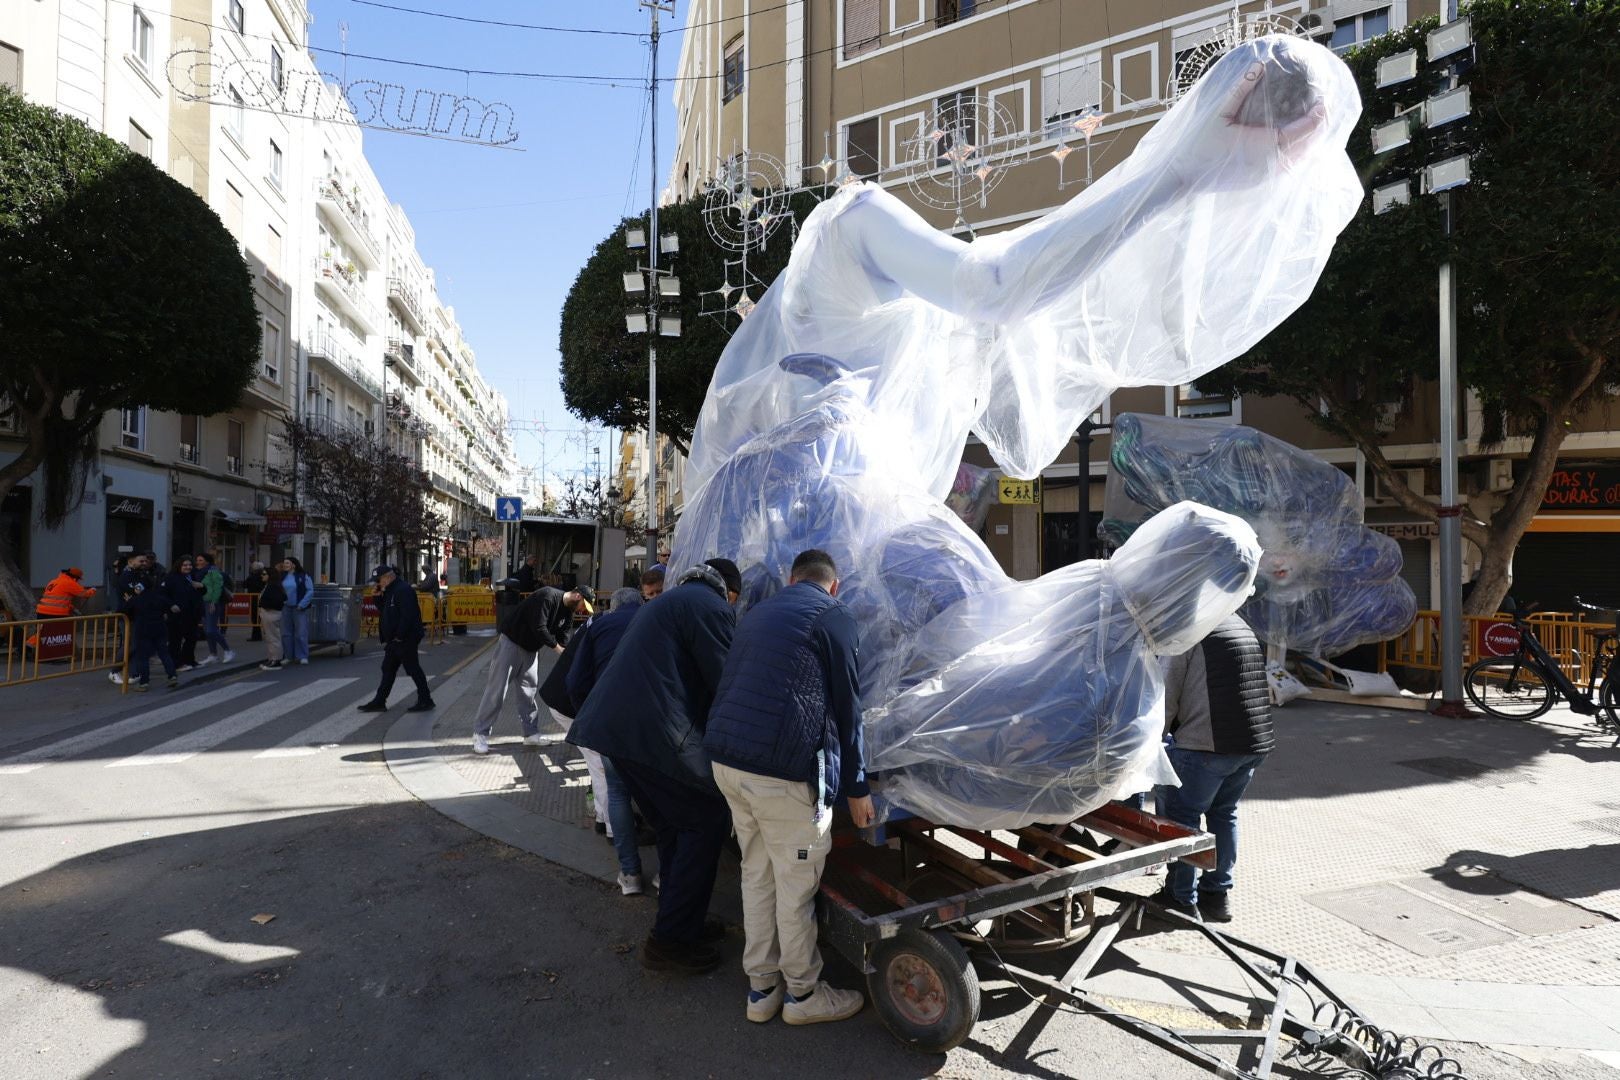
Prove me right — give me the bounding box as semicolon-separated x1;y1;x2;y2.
558;189;828;451
0;88;260;617
1199;0;1620;614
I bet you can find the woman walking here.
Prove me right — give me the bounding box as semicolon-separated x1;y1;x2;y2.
164;556;203;670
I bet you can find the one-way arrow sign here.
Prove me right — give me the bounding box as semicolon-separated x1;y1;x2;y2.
495;497;523;522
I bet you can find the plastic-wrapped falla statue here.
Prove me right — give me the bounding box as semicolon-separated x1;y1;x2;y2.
671;36;1362;828
1100;412;1416;658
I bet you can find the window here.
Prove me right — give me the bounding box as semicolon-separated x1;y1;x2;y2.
270;45;285;94
1331;7;1391;53
179;415;202;464
935;0;975;28
843;0;880;58
128;120;152;159
0;393;18;434
263;322;282;383
226;419;244;475
1174;383;1236;419
722;40;744;103
131;7;153;68
120;406;146;451
228;85;245;139
0;41;21;92
936;89;977;166
228;0;245;33
844;117;881;177
222;182;244;241
268;139;283;187
1041;55;1102;134
266;225;282;276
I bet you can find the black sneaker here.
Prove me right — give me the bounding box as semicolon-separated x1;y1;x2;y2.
166;676;179;689
697;917;726;943
357;700;388;713
640;936;721;975
1197;891;1233;923
1148;887;1203;922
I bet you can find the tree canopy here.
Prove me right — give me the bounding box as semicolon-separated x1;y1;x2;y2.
558;189;827;451
0;88;260;617
1199;0;1620;614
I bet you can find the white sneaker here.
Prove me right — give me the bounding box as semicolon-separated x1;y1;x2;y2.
222;650;236;662
108;671;124;685
617;873;644;896
782;983;865;1026
176;664;195;673
298;658;308;665
523;733;551;749
472;733;490;755
196;655;218;667
747;983;784;1023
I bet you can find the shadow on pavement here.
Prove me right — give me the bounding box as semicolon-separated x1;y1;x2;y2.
1430;843;1620;904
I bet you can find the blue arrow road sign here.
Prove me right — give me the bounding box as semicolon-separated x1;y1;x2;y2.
495;497;523;522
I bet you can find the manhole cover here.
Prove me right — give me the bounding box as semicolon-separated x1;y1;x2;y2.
1404;871;1608;936
1576;815;1620;838
1395;756;1538;787
1306;883;1514;956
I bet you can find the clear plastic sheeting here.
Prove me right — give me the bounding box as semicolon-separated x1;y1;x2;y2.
865;504;1261;829
670;35;1362;830
1101;413;1417;658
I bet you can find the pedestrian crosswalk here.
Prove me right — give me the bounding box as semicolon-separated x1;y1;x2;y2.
0;677;402;775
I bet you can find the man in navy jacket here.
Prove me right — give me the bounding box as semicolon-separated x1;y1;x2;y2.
568;558;742;974
703;549;872;1026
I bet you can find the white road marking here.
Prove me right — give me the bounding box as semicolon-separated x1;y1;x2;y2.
107;679;358;768
254;690;391;758
0;683;268;775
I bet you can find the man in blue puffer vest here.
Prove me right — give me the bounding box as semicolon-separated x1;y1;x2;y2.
704;549;874;1027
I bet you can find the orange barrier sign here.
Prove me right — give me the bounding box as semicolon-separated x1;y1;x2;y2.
444;590;496;624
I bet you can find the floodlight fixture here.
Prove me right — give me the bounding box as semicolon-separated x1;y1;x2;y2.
622;271;646;295
1376;49;1420;89
1371;114;1414;155
658;275;681;298
1426;17;1472;63
1421;154;1471;194
625;312;649;333
659;232;680;255
658;315;682;337
625;227;647;249
1424;85;1471;129
1372;179;1412;215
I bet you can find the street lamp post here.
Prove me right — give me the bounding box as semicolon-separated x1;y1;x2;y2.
1074;415;1110;564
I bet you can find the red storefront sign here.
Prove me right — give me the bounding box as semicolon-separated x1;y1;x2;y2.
263;510;307;538
1475;620;1522;657
37;619;75;662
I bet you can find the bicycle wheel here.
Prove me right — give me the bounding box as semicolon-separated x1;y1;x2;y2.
1600;673;1620;732
1464;657;1556;720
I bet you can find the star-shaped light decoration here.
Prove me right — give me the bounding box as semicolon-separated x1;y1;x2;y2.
930;128;947;142
1049;144;1073;163
1071;112;1106;138
835;170;861;189
715;280;738;300
974;165;993;182
733;295;756;320
815;154;836;174
945;142;976;165
733;191;758;216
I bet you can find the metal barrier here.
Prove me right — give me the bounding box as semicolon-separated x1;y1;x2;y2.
2;612;131;692
1379;608;1609;682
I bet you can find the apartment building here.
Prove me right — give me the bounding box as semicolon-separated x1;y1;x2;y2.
663;0;1620;611
0;0;514;593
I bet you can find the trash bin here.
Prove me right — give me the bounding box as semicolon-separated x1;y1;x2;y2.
308;584;362;656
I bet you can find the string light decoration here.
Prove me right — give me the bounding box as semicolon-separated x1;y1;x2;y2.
698;150;815;331
896;92;1035;232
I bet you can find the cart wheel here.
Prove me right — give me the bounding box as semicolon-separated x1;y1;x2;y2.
867;929;980;1053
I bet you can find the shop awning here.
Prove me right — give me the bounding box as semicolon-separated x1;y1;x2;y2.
214;508;267;526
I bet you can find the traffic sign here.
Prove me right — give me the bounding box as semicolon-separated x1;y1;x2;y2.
495;497;523;522
998;477;1041;505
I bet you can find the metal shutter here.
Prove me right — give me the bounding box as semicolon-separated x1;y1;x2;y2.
1041;56;1101;127
1509;534;1620;613
1397;538;1431;610
844;0;879;58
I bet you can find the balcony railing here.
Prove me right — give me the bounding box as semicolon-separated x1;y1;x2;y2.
312;253;379;332
315;176;380;266
385;338;419;381
306;328;383;401
387;277;425;333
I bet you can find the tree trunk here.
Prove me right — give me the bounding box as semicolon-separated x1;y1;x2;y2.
0;537;39;625
0;410;52;622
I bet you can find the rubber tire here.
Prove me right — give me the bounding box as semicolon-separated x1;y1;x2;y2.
1464;657;1556;720
866;929;980;1054
1600;675;1620;731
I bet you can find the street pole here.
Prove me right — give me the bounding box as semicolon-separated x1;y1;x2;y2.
1074;417;1108;564
641;0;670;559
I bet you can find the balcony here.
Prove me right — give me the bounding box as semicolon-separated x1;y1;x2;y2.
387;277;425;335
315;176;380;268
307;329;383;402
312;252;379;333
431;471;456;495
268;0;309;35
384;338;421;385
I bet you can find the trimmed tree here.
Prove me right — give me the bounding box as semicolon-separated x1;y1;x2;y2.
0;88;260;619
558;189;827;452
1198;0;1620;615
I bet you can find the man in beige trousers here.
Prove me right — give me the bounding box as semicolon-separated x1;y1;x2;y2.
702;550;874;1025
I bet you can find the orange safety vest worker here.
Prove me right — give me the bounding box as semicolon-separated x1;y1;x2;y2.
35;569;96;618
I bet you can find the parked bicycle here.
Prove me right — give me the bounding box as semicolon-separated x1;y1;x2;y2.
1463;597;1620;740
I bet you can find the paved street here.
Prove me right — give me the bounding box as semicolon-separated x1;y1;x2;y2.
4;636;1614;1079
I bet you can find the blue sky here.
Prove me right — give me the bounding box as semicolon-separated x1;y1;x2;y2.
307;0;684;489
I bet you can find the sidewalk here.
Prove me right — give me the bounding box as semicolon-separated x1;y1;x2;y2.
384;662;1620;1066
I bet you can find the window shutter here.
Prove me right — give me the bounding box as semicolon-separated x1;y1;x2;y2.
844;0;879;58
1041;56;1101;125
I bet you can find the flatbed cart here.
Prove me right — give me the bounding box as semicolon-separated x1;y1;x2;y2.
817;805;1468;1079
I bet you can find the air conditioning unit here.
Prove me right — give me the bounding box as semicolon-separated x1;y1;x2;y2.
1484;457;1514;493
306;372;320;392
1373;467;1426;503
